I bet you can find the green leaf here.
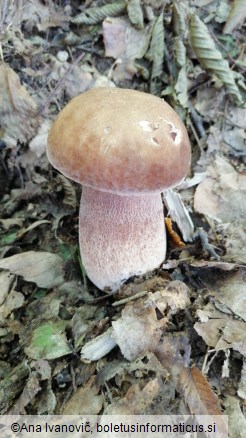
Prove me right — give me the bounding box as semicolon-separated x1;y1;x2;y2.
25;321;72;360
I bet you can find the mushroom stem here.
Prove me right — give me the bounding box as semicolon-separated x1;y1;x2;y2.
79;187;166;291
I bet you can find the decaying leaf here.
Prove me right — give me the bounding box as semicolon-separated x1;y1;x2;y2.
96;352;168;388
223;0;246;34
72;1;126;25
25;321;72;360
0;251;65;289
0;63;38;148
8;373;41;415
189;14;242;104
0;362;30;414
165;218;186;247
145;280;190;317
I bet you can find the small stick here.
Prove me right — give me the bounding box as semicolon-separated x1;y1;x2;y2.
38;52;85;115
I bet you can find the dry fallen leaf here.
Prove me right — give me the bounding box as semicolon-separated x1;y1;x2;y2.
0;251;65;288
105;379;163;415
178;367;228;434
8;373;41;415
21;0;70;32
0;271;15;306
194;156;246;223
223;0;246;33
194;318;246;355
193;267;246;321
0;289;25;325
62;376;103;415
0;63;38;148
223;395;246;437
237;358;246;400
103;17;151;81
179;367;223;414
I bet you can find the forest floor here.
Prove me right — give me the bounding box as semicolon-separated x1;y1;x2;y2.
0;1;245;436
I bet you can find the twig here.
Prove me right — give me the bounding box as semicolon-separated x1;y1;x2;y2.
188;102;206;138
38;52;85;115
194;227;220;260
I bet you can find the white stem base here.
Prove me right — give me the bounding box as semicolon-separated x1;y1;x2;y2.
79;187;166;292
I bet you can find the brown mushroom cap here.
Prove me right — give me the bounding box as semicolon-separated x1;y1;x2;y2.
47;87;191;194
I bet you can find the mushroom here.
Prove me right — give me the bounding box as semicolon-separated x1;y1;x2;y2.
47;88;191;291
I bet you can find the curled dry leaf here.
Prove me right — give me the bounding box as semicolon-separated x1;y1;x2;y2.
0;251;65;289
72;1;126;25
0;63;38;148
189;14;242;104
